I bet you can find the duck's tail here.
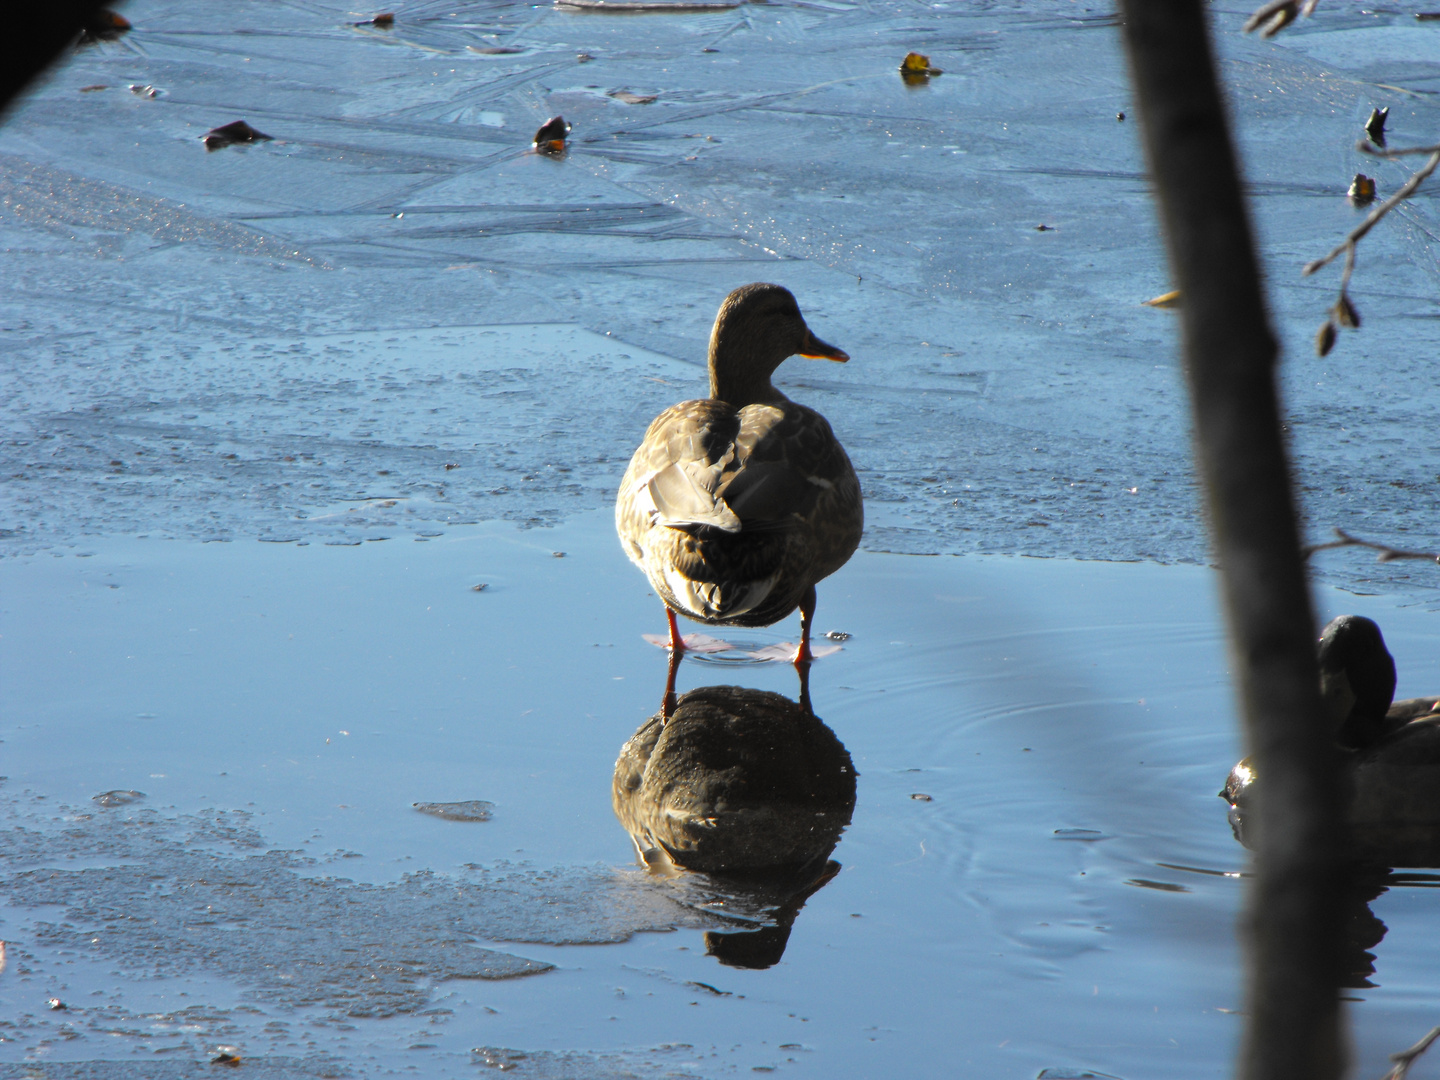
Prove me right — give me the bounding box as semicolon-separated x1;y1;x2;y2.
662;564;779;622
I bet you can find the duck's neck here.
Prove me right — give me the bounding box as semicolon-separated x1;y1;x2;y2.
1326;649;1397;751
707;341;787;408
1338;699;1394;750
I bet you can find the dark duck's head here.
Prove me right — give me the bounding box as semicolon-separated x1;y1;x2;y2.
1319;614;1398;750
707;283;848;407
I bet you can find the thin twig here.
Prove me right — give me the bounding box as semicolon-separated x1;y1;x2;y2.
1303;528;1440;564
1304;148;1440;275
1338;240;1356;294
1361;141;1440;159
1378;1025;1440;1080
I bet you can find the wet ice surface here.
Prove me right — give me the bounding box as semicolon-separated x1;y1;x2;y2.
3;1;1440;592
6;1;1440;1077
8;519;1440;1078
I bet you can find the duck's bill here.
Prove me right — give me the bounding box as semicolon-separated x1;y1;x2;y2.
798;330;849;362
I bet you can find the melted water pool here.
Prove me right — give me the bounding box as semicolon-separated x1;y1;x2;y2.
5;518;1440;1078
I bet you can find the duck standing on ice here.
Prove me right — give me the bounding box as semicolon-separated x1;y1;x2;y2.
615;283;862;665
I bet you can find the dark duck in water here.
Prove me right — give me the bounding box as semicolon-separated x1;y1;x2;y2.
615;283;862;664
1223;614;1440;859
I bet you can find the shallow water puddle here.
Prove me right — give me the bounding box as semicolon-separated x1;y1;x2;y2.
6;513;1440;1078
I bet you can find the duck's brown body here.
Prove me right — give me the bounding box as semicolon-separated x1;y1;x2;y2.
616;397;861;627
1349;711;1440;827
615;284;861;650
1223;697;1440;816
1222;615;1440;862
1227;707;1440;864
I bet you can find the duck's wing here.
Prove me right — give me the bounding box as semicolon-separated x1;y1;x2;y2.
1363;714;1440;762
1388;696;1440;725
1350;717;1440;835
618;400;744;535
622;400;854;534
714;403;855;531
1357;695;1440;747
649;461;742;533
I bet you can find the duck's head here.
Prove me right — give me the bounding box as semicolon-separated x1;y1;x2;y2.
1319;614;1397;749
707;283;847;406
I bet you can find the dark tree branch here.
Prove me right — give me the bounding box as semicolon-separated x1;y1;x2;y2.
1119;3;1345;1079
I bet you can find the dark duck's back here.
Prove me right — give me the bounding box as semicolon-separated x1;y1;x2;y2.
616;284;861;654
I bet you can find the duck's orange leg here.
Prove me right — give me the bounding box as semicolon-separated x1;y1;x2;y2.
666;607;687;654
793;585;817;667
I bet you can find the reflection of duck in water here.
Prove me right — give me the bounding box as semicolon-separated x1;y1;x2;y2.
615;283;862;665
1313;865;1440;989
615;680;856;874
613;660;856;968
1336;870;1390;989
1223;615;1440;863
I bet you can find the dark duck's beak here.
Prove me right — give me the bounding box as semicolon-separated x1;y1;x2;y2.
798;328;849;363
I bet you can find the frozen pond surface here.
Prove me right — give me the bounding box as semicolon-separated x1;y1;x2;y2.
2;0;1440;589
5;0;1440;1077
